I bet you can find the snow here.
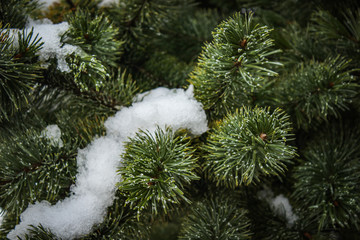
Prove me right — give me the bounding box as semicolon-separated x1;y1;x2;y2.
25;18;80;72
7;18;79;72
8;86;208;239
258;187;298;227
0;208;4;226
271;194;298;226
41;124;63;147
106;85;208;138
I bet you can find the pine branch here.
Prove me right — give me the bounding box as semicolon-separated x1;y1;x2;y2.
154;9;221;62
104;0;196;59
311;9;360;44
23;225;57;240
203;107;296;187
62;10;123;67
179;193;252;240
38;56;137;114
0;26;43;122
0;0;38;28
273;22;331;69
310;8;360;65
118;127;199;217
275;56;359;130
135;52;193;89
292;121;360;231
125;0;148;28
190;12;282;119
0;128;77;218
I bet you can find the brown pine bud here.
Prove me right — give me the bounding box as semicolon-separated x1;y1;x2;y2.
147;181;155;186
240;39;247;49
260;133;267;141
13;53;23;59
233;58;242;68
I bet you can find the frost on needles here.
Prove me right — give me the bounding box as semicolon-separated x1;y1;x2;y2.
8;86;208;240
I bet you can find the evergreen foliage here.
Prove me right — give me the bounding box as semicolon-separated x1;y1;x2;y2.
203;107;296;187
190;12;282;119
139;52;193;88
276;56;359;129
24;225;58;240
292;121;360;231
179;194;252;240
0;26;43;121
0;0;360;239
41;0;101;24
62;10;123;67
154;8;221;62
0;127;78;218
311;9;360;64
118;127;199;216
0;0;38;28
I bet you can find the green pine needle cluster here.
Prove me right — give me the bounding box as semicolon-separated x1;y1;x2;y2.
179;195;252;240
204;107;296;187
276;56;359;129
0;128;77;218
0;26;43;121
140;52;193;89
0;0;38;28
311;9;360;63
190;12;282;119
118;127;199;216
62;10;123;67
1;0;360;239
154;9;221;62
292;122;360;231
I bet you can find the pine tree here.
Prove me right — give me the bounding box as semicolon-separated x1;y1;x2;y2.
1;0;360;239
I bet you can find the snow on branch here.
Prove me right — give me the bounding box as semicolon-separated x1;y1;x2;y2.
8;86;207;239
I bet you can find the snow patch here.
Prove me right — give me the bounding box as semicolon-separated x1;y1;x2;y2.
41;124;63;147
26;18;80;72
258;187;298;227
271;194;298;226
8;86;208;239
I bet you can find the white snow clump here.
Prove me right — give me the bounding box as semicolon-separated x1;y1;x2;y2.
26;18;80;72
41;124;63;147
258;187;298;227
8;86;208;240
271;194;298;226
